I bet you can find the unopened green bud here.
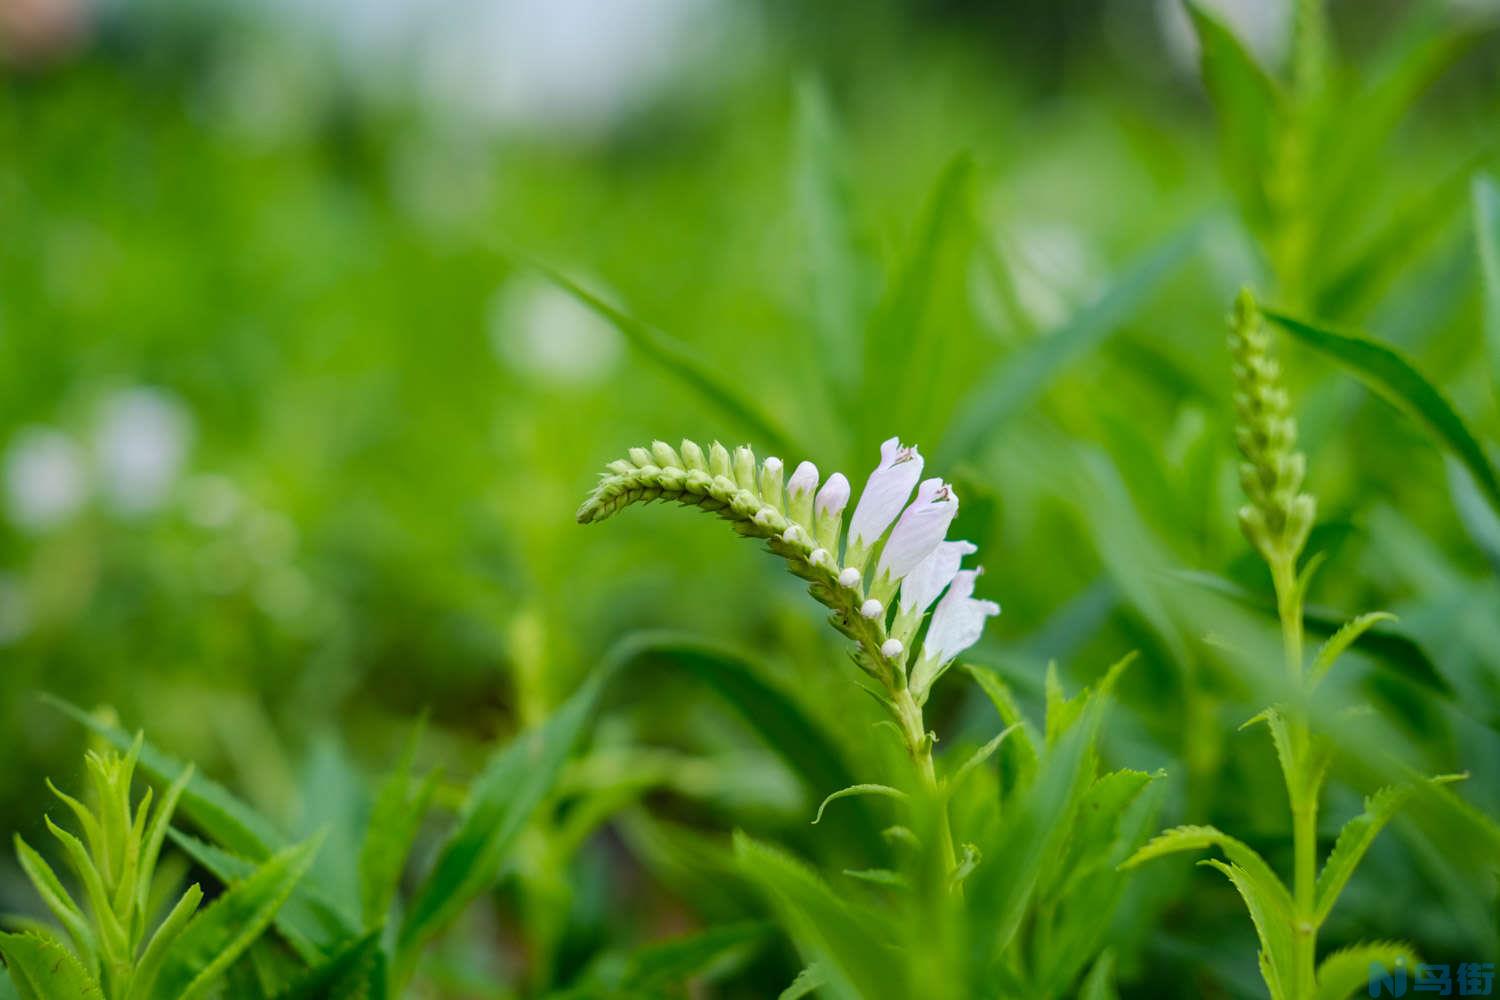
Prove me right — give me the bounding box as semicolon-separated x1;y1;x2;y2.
681;439;707;472
733;445;758;493
652;440;682;469
709;441;732;478
759;457;784;512
629;446;653;468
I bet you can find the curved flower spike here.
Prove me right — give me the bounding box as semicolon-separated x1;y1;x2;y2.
911;569;1000;704
873;477;958;601
846;437;923;573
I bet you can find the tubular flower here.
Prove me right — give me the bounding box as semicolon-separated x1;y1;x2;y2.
578;436;999;703
910;569;1000;703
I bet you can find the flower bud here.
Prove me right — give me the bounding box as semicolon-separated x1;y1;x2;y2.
814;472;850;553
629;446;654;468
759;457;784;513
860;598;883;620
709;441;732;478
838;567;862;589
680;439;707;471
786;461;819;530
651;440;682;469
733;446;758;493
781;525;810;548
809;548;834;570
880;638;904;659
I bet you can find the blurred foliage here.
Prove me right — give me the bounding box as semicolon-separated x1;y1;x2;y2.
3;0;1500;996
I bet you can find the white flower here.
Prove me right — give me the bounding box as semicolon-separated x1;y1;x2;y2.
813;471;850;551
899;540;977;616
912;569;1000;699
875;477;958;584
848;437;923;553
3;427;88;532
94;388;192;516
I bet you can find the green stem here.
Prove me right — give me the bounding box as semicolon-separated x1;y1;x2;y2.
893;687;959;885
1272;556;1318;1000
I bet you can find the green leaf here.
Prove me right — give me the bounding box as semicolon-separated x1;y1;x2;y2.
947;724;1021;795
1476;174;1500;401
841;868;908;889
778;964;826;1000
358;724;440;930
963;665;1039;789
1309;612;1398;686
1263;309;1500;518
811;784;907;825
168;830;353;963
146;837;320;1000
1203;859;1295;1000
1316;941;1417;1000
862;152;974;444
128;885;203;1000
598;921;765;995
46;697;285;861
1122;825;1294;918
1078;951;1119;1000
0;931;103;1000
1186;0;1283;233
396;670;604;972
270;931;385;1000
795;79;869;409
938;226;1198;465
0;968;17;1000
13;835;95;968
1314;785;1414;924
534;263;798;457
733;833;906;1000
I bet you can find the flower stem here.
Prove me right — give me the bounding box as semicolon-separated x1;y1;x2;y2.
893;686;959;885
1273;555;1318;1000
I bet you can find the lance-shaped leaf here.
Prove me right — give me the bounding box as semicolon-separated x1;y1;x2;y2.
1122;825;1294;920
1314;784;1415;924
396;669;604;973
779;964;826;1000
358;723;441;929
1203;859;1296;1000
1310;611;1398;686
13;836;95;967
146;836;320;1000
732;833;907;1000
0;931;103;1000
1263;309;1500;518
1315;941;1417;1000
270;931;385;1000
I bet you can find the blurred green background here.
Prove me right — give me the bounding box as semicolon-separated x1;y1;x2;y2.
3;0;1500;995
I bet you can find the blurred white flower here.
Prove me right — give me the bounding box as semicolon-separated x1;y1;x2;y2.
0;573;30;646
4;426;89;532
93;388;193;516
489;274;623;386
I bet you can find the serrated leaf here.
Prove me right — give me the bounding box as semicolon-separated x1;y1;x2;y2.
168;830;352;963
128;885;203;1000
948;724;1020;796
47;697;285;861
733;833;906;1000
0;931;103;1000
1314;785;1415;924
1264;309;1500;519
811;784;908;826
270;931;385;1000
938;223;1199;465
1316;941;1418;1000
1121;825;1293;919
13;835;94;968
147;837;320;1000
1310;612;1398;686
396;670;603;973
1202;860;1295;1000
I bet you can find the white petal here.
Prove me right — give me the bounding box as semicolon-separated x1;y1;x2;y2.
848;437;923;548
876;478;958;582
815;472;850;517
787;460;819;498
899;540;977;615
922;570;1000;665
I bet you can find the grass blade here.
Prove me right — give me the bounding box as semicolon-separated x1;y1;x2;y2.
534;263;799;456
938;226;1198;465
1475;174;1500;401
1263;308;1500;517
